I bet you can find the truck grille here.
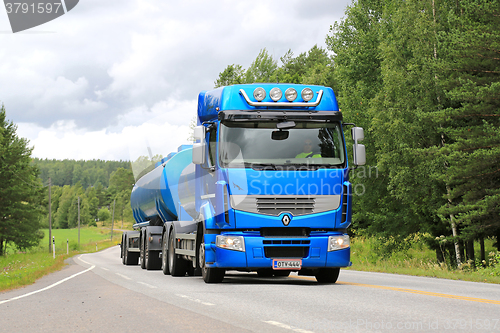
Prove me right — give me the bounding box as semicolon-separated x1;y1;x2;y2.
257;197;314;215
231;195;341;216
264;246;309;258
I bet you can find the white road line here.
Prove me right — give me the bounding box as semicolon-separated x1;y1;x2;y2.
138;281;157;289
0;265;95;305
264;320;314;333
115;273;132;280
100;267;109;271
77;255;93;266
175;294;215;306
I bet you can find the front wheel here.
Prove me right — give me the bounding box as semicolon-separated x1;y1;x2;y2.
315;268;340;283
199;236;224;283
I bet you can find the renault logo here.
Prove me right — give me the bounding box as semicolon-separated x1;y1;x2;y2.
282;214;291;226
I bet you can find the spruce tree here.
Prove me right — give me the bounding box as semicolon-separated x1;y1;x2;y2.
435;0;500;251
0;105;44;255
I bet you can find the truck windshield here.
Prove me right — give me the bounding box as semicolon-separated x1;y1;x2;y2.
219;121;345;169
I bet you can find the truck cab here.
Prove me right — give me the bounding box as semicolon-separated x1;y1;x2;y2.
192;84;365;282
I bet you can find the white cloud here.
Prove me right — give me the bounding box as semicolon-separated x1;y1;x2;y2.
2;0;351;161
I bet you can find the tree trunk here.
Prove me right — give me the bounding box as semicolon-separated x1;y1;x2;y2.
450;213;462;266
496;229;500;251
480;237;485;266
0;237;4;256
436;247;444;263
466;240;475;263
459;240;465;263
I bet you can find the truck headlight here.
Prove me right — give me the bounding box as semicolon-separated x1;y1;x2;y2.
253;87;266;101
301;88;314;102
270;87;282;101
328;235;350;251
216;235;245;252
285;88;297;102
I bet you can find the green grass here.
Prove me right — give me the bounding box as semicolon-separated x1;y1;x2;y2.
40;227;119;253
348;236;500;284
0;227;122;292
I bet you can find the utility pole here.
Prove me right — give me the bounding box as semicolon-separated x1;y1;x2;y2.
78;196;81;247
111;199;116;241
48;177;52;253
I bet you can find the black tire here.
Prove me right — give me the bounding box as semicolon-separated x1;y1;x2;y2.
199;234;224;283
161;230;170;275
168;230;187;276
145;235;161;270
121;234;126;264
140;232;146;269
124;235;139;265
123;234;129;265
315;268;340;283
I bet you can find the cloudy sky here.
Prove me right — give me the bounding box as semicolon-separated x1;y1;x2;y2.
1;0;351;162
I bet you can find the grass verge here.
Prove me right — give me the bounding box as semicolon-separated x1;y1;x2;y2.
1;228;122;293
348;236;500;284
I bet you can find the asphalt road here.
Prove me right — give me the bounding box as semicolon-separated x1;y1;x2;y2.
1;246;500;332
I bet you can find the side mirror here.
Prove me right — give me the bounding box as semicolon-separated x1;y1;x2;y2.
351;127;364;142
353;144;366;166
192;126;207;165
351;127;366;166
193;126;206;141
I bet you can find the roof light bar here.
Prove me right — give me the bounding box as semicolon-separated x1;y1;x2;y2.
240;88;323;107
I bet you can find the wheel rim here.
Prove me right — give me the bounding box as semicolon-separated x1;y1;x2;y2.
199;240;208;275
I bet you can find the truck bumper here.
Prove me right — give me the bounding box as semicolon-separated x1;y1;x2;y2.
204;232;351;270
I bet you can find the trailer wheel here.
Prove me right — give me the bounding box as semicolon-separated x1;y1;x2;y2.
199;235;225;283
168;230;187;276
145;234;161;270
161;230;170;275
315;268;340;283
124;235;139;265
121;234;126;264
140;232;146;269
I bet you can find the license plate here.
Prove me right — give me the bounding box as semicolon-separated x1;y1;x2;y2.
272;259;302;270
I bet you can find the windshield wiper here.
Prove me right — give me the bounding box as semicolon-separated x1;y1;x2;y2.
303;163;342;169
283;163;341;170
251;163;278;171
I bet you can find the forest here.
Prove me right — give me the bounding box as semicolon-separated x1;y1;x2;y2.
1;0;498;266
215;0;500;266
34;160;135;230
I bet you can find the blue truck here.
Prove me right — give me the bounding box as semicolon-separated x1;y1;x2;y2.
120;83;365;283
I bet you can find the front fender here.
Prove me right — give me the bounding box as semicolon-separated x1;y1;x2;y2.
200;200;217;230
